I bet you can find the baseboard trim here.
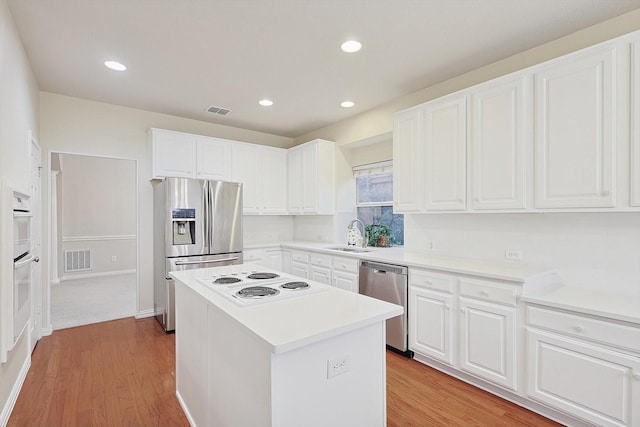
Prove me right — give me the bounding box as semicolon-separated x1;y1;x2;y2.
176;390;197;427
40;325;53;337
135;309;154;319
0;352;31;427
61;269;136;282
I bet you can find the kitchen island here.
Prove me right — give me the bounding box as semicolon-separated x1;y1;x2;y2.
170;263;403;427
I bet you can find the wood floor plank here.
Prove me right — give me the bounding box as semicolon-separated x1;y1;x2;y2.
8;317;561;426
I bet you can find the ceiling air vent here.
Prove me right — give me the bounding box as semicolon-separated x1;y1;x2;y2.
206;105;231;116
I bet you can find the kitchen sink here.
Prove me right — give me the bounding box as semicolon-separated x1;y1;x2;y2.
325;246;371;253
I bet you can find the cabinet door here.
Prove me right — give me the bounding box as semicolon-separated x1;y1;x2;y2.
301;143;318;213
459;297;517;390
632;40;640;207
409;286;454;365
423;95;467;211
151;130;197;179
534;46;617;208
310;265;331;285
263;249;283;270
527;329;640;427
393;107;423;212
232;144;261;214
333;271;358;293
196;137;232;181
291;261;309;279
261;148;288;214
243;248;263;264
287;147;302;213
470;75;531;210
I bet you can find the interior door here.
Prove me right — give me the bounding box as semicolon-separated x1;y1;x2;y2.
29;133;41;352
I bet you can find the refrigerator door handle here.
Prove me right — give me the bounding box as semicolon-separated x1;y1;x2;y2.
174;257;239;266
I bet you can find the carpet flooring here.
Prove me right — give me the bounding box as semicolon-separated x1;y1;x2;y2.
50;272;136;330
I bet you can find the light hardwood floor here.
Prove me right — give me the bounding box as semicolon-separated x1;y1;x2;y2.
8;317;561;426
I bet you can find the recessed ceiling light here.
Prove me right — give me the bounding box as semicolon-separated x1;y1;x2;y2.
259;99;274;107
104;60;127;71
340;40;362;53
341;101;355;108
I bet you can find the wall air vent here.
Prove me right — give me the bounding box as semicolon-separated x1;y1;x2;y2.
64;249;92;272
206;105;231;116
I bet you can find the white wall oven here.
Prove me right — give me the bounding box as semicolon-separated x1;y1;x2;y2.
12;193;35;345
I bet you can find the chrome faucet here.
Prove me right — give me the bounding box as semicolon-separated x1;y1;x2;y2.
347;219;368;248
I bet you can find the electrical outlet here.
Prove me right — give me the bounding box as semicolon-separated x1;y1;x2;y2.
426;240;436;251
327;357;349;378
111;255;117;263
505;249;522;261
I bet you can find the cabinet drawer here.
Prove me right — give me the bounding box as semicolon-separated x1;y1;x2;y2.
332;257;359;273
527;306;640;353
310;253;332;267
243;249;263;262
459;277;518;305
291;251;309;263
409;269;454;294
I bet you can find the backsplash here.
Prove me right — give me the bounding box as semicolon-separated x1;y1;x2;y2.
404;212;640;296
243;216;294;246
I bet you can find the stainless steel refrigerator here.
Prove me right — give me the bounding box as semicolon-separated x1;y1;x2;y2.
153;178;243;331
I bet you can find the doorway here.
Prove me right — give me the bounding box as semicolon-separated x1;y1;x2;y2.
49;153;137;330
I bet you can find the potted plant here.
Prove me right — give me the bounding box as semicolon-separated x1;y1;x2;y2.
365;224;394;247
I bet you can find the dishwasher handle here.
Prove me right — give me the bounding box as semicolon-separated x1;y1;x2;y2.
360;260;408;275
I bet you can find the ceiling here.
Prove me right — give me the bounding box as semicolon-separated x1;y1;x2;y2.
7;0;640;138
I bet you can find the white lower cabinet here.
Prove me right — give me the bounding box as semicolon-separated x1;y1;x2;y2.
332;255;359;292
409;285;454;365
458;297;516;390
526;306;640;427
290;251;310;279
409;268;520;392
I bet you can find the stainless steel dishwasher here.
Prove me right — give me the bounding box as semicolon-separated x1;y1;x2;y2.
359;260;411;356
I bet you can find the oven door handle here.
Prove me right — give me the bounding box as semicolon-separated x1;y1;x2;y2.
174;257;239;266
13;211;32;218
14;254;35;269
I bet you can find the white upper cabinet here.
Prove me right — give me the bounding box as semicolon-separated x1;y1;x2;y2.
232;143;262;214
150;128;197;179
261;147;288;214
632;40;640;207
394;31;640;213
422;94;467;211
232;143;288;215
534;45;617;209
196;137;232;181
149;129;232;181
393;106;423;213
469;75;531;210
287;139;335;215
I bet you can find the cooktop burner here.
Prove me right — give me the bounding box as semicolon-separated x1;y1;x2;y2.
214;277;242;285
235;286;280;299
280;281;310;290
247;272;279;280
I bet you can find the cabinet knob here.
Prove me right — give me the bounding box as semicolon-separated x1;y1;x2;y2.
632;372;640;381
425;280;432;286
601;190;610;196
480;290;489;297
572;325;585;333
341;264;346;268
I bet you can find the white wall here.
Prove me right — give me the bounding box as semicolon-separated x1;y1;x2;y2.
0;0;39;423
39;92;293;326
405;213;640;297
58;154;136;278
292;9;640;298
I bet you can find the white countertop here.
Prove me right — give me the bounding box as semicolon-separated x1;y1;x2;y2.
522;286;640;325
274;241;640;325
170;263;403;354
280;241;551;282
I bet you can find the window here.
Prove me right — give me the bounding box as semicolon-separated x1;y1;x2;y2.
355;162;404;246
